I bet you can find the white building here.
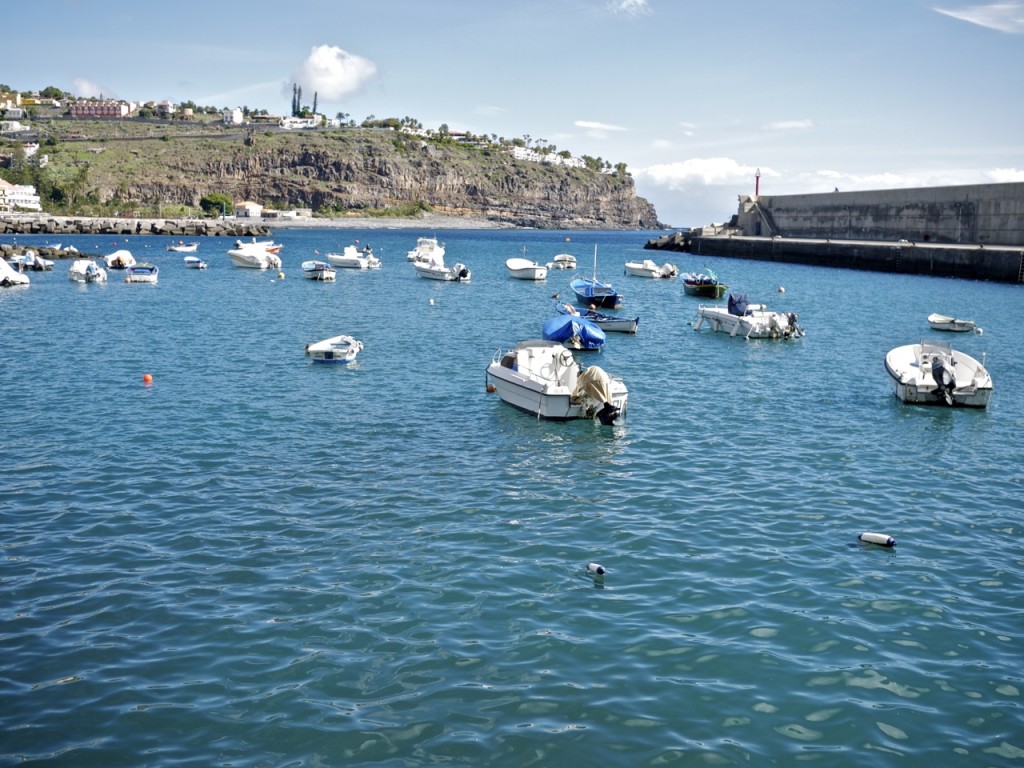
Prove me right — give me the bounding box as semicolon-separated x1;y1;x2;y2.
223;107;244;125
235;201;263;218
0;178;42;212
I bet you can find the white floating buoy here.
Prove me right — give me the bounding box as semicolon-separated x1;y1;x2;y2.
587;562;606;576
859;532;896;547
778;286;785;293
428;298;434;305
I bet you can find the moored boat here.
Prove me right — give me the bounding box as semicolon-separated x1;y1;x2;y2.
624;259;677;279
546;253;577;270
0;258;30;286
125;262;159;283
228;240;283;270
542;313;606;350
884;340;992;407
413;259;471;282
571;245;622;308
103;249;136;270
506;254;548;281
485;339;627;424
407;236;444;263
305;334;363;364
327;243;381;270
183;255;208;269
682;269;727;298
68;258;108;283
927;312;979;333
301;260;337;281
556;302;638;334
694;293;803;339
167;241;199;253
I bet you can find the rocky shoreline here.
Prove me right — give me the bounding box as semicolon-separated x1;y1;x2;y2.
0;211;514;238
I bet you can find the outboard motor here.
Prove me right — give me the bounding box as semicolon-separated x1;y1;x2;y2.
596;402;621;425
456;265;470;281
931;358;955;405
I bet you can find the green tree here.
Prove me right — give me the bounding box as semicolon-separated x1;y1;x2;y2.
199;193;233;217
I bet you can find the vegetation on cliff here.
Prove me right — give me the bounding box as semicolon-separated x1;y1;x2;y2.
2;117;662;229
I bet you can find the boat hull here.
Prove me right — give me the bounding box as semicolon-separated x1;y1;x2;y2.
229;251;282;269
506;258;548;280
570;277;621;309
884;342;992;407
683;282;727;298
414;262;471;282
927;313;976;332
124;264;158;283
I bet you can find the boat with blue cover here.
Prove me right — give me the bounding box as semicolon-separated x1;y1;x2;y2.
570;245;622;309
542;313;606;350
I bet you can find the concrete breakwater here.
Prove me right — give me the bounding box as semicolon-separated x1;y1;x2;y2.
0;214;271;238
645;232;1024;284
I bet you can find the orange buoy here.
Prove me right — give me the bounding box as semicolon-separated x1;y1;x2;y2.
142;373;153;384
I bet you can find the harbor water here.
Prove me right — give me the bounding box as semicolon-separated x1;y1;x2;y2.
1;228;1022;767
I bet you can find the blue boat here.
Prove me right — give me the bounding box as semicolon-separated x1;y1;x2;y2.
570;245;622;309
542;314;606;350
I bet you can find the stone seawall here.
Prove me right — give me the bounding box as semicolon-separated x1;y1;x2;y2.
0;214;271;238
645;232;1024;284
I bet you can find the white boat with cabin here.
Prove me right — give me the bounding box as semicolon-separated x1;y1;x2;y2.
228;239;283;270
485;339;627;425
183;255;207;269
301;260;336;281
407;236;445;263
884;340;992;407
694;293;804;339
167;241;199;253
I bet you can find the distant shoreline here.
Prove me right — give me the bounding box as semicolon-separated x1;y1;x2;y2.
267;213;510;230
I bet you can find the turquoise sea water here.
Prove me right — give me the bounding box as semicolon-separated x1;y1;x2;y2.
1;228;1022;767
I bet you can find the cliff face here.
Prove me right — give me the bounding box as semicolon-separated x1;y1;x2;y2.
43;123;662;229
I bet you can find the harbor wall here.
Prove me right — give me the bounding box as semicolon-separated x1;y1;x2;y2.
735;182;1024;246
644;232;1024;283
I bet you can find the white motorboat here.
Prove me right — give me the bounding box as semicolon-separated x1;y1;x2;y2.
301;260;336;281
167;241;199;253
183;255;208;269
407;236;445;263
546;253;577;270
305;334;363;364
327;243;381;269
694;293;804;339
927;312;979;333
885;341;992;408
68;258;108;283
485;339;627;425
9;250;53;271
124;262;159;283
413;258;471;282
0;258;30;286
506;256;548;281
103;249;136;270
228;239;283;270
624;259;677;279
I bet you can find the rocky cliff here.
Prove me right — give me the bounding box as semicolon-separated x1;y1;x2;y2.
34;121;662;229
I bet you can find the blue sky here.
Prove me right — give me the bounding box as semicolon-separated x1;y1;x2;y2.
7;0;1023;227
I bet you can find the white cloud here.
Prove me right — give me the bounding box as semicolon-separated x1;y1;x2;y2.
985;167;1024;181
762;119;815;132
287;45;377;103
71;77;116;99
608;0;652;16
934;2;1024;32
575;119;628;139
636;157;766;189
